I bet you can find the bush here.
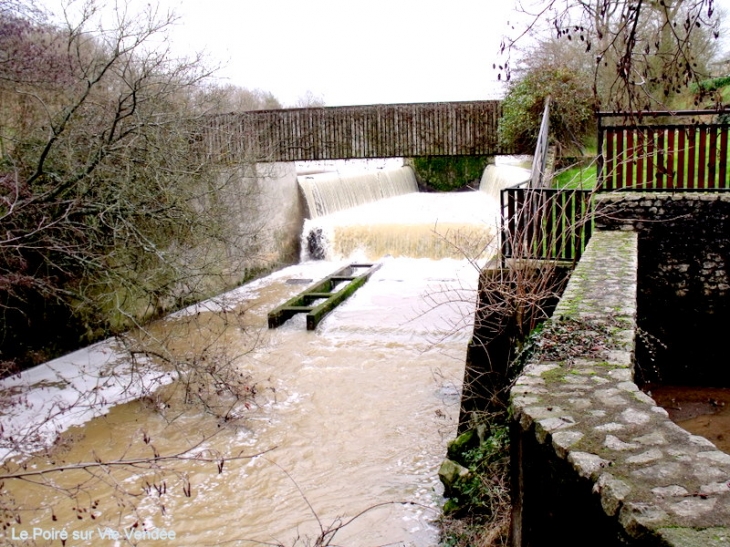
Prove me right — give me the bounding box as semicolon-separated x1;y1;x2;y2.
690;75;730;94
0;4;274;369
409;155;491;192
499;67;595;156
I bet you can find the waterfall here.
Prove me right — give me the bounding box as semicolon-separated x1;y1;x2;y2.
298;166;418;218
301;191;500;262
479;164;531;200
298;163;516;262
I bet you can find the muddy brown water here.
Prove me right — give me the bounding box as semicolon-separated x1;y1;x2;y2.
650;385;730;454
1;258;477;546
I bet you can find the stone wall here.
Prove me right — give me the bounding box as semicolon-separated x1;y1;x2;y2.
510;229;730;547
595;193;730;385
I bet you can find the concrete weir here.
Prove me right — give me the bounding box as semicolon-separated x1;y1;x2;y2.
510;229;730;546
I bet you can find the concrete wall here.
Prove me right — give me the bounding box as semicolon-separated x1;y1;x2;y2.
174;161;303;309
510;221;730;546
216;161;303;278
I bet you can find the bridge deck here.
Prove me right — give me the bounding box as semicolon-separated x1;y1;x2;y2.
197;100;519;162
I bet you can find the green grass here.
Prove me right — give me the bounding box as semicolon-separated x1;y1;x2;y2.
553;164;598;190
552;144;598;190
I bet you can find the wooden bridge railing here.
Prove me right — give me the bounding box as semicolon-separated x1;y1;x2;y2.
597;110;730;191
196;100;518;163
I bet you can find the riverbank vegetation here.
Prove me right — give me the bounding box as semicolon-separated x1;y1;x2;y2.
439;418;511;547
0;1;294;528
408;155;493;191
0;0;284;373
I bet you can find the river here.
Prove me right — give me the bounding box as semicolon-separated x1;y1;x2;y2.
1;256;483;546
0;161;514;546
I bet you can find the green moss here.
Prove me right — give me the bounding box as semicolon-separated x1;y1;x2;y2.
440;423;510;517
595;361;621;369
541;366;568;382
408;155;492;191
657;527;730;547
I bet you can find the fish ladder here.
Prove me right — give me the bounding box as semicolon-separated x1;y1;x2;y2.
268;263;381;330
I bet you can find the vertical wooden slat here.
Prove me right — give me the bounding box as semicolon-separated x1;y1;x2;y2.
555;191;565;260
572;192;581;261
656;129;665;189
616;128;625;189
687;127;696;189
626;129;635;188
503;189;516;258
506;189;514;259
697;125;707;189
709;125;718;189
606;129;616;190
718;125;730;188
666;127;676;189
377;105;384;158
541;191;552;258
677;128;686;189
636;129;645;188
646;129;655;189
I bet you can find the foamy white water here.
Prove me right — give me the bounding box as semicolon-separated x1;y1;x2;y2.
301;191;500;262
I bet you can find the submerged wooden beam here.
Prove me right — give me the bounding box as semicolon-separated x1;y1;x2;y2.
267;263;381;330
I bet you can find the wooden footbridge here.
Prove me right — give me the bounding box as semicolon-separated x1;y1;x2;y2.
196;100;520;163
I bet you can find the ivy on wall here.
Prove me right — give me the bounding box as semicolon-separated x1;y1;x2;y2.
408;155;492;192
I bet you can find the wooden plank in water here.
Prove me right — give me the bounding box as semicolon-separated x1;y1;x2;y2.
268;263;381;330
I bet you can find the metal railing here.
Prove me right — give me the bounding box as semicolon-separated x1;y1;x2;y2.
499;97;593;265
530;98;552;188
500;187;593;264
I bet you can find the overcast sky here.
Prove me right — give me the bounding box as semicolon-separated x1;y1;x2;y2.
154;0;517;107
37;0;730;108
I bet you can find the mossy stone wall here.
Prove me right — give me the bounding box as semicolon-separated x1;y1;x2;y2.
595;193;730;386
510;229;730;546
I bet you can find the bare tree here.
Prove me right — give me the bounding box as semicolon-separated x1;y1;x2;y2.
195;83;282;113
502;0;723;110
0;0;271;369
293;90;326;108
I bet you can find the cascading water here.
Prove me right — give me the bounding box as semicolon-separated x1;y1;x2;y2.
298;166;419;218
300;163;528;262
478;163;531;200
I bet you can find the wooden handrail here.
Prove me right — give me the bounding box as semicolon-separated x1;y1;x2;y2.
597;109;730;118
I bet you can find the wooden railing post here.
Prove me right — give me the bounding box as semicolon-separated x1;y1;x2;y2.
596;114;605;189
